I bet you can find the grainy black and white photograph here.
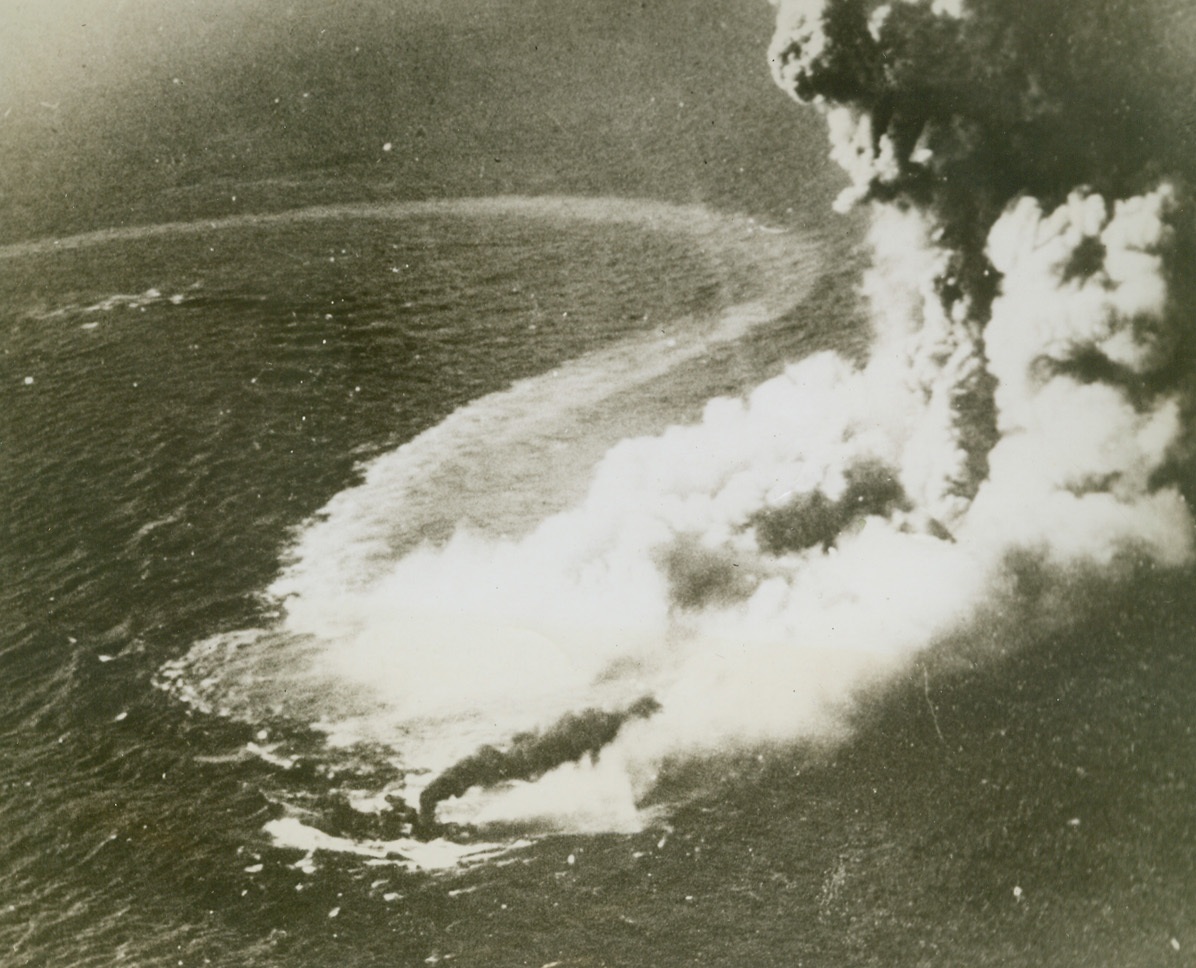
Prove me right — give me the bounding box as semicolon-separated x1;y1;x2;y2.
2;1;1195;965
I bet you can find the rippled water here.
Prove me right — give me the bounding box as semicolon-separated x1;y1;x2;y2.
3;197;1193;968
0;198;836;965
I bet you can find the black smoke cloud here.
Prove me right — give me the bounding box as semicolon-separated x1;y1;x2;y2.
770;0;1178;200
769;0;1196;538
752;459;909;554
418;697;661;828
770;0;1190;321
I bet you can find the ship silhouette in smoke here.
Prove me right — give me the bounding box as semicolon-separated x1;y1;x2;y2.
414;696;662;834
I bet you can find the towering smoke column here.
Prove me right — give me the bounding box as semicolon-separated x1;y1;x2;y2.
768;0;1193;564
238;0;1195;836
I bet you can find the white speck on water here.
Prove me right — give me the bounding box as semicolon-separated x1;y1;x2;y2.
114;711;128;722
1067;818;1081;827
244;864;263;874
383;892;401;902
383;142;393;152
1171;938;1181;951
98;654;115;663
23;376;34;385
1013;886;1023;901
566;853;575;866
328;907;340;918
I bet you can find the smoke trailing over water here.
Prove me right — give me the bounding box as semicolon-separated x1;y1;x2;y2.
166;3;1196;840
418;698;661;827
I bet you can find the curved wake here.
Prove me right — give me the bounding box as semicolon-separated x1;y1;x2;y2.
148;194;833;855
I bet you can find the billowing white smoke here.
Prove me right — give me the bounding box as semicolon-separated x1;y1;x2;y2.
269;165;1190;830
768;0;1193;577
176;2;1195;835
968;185;1192;566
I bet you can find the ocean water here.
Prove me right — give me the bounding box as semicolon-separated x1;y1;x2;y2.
2;195;1194;968
0;197;828;965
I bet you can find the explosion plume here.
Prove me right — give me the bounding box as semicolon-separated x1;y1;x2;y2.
169;1;1196;839
769;0;1193;561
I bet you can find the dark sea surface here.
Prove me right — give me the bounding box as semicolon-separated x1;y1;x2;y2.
2;193;1194;968
2;2;1194;965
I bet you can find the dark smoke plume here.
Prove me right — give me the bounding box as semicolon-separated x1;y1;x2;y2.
771;1;1171;198
418;696;662;828
769;0;1184;311
769;0;1196;533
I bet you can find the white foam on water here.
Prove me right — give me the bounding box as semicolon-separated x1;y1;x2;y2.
263;817;532;873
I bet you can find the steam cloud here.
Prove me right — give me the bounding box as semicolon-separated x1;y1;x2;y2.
199;1;1195;836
